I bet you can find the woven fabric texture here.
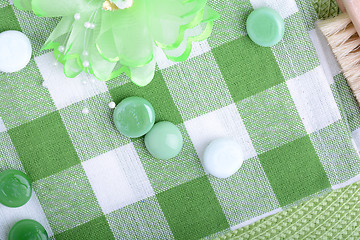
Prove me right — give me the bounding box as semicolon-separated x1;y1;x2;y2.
1;0;360;239
222;1;360;239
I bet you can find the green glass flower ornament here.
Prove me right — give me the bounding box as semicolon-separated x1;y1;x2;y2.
14;0;219;86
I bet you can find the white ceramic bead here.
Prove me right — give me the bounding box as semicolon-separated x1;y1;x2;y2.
0;31;32;73
74;13;80;20
113;0;134;9
84;22;91;28
83;61;89;68
108;102;116;109
203;138;244;178
58;46;65;52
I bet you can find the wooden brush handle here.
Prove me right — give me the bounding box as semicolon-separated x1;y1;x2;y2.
336;0;347;12
338;0;360;36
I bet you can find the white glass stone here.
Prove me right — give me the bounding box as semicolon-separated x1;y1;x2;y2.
0;31;32;73
203;138;244;178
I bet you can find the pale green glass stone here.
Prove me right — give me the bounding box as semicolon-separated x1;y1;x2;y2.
113;97;155;138
144;121;183;160
246;7;285;47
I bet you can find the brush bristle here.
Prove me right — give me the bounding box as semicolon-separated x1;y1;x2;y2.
318;13;360;104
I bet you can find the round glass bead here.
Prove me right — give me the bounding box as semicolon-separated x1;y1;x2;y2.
246;7;285;47
113;97;155;138
144;121;183;160
203;138;244;178
0;169;32;208
0;30;32;73
8;219;48;240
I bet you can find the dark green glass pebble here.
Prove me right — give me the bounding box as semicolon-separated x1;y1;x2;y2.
8;219;48;240
0;169;32;208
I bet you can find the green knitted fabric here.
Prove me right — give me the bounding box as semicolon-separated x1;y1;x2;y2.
311;0;341;19
220;180;360;239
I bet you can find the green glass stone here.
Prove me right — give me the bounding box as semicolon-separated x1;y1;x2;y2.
144;121;183;160
113;96;155;138
8;219;48;240
0;170;32;208
246;7;285;47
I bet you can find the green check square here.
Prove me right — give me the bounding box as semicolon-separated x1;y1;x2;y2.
271;12;319;80
161;51;233;121
133;123;205;193
209;157;280;227
0;132;24;172
0;59;56;130
13;7;61;57
212;36;284;102
157;176;229;240
0;5;21;32
60;92;130;162
310;120;360;186
109;71;183;125
33;164;102;234
8;111;80;181
259;136;331;207
207;0;252;48
332;74;360;132
236;83;306;154
106;196;174;239
54;216;114;240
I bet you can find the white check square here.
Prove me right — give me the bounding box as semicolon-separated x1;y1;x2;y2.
82;143;154;214
185;104;257;161
287;66;341;134
34;52;108;110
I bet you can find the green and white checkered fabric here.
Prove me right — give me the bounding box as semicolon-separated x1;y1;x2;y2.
1;0;360;239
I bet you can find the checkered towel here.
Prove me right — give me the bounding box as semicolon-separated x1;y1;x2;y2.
1;0;360;239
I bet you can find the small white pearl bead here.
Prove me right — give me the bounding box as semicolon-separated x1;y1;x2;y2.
53;62;58;66
108;102;116;109
90;23;95;29
82;108;89;114
82;51;88;56
58;46;65;52
74;13;80;20
81;80;88;85
83;61;90;68
84;22;91;28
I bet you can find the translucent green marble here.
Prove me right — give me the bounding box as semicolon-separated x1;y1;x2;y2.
246;7;285;47
113;97;155;138
8;219;48;240
145;121;183;160
0;169;32;208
